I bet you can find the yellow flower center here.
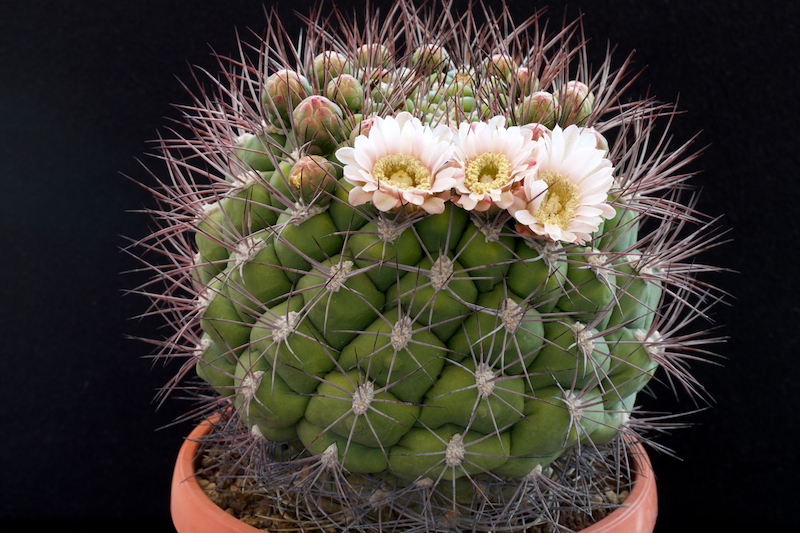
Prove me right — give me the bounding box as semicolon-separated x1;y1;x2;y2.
464;153;511;194
534;169;580;229
372;154;431;190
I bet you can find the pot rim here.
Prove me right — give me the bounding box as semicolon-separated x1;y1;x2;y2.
172;418;657;533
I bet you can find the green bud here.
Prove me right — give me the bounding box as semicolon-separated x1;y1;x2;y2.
356;43;390;69
444;80;474;98
326;74;364;112
483;53;517;81
411;44;450;73
312;50;350;88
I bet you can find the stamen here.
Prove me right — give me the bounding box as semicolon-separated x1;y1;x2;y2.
534;169;580;230
465;153;511;194
372;154;431;190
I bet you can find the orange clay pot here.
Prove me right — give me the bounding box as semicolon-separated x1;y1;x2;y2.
172;419;657;533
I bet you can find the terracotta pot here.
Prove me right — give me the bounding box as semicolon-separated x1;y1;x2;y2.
172;419;657;533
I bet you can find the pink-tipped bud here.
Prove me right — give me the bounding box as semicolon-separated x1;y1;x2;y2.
520;122;550;142
293;95;346;156
288;155;338;205
559;80;595;126
582;127;610;157
349;115;378;142
514;66;538;95
519;91;558;129
262;69;312;127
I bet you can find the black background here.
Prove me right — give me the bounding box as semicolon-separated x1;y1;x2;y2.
1;1;796;531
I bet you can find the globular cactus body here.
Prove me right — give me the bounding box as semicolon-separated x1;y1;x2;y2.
134;2;724;530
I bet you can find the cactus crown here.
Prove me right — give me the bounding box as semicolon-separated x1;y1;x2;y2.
129;1;726;530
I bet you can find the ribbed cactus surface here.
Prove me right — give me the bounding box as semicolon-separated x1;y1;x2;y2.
134;2;724;530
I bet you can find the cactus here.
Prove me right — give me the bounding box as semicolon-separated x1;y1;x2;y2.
130;1;726;531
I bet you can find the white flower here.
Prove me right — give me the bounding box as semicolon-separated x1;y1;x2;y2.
509;124;615;243
335;112;459;214
451;116;539;212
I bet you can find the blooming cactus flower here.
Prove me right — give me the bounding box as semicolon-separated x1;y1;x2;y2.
336;112;459;214
509;124;615;243
451;115;539;213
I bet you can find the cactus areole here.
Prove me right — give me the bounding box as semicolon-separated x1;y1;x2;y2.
132;1;724;531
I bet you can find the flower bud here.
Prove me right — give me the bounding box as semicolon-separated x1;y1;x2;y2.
356;43;390;69
288;155;339;205
293;95;346;156
312;51;351;88
520;122;550;142
412;44;451;73
514;66;538;95
519;91;558;128
326;74;364;112
262;69;312;127
558;81;594;126
582;127;610;157
483;53;517;82
349;115;378;142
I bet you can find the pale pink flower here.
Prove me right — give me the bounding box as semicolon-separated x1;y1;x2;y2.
451;116;539;212
508;124;615;243
335;112;458;214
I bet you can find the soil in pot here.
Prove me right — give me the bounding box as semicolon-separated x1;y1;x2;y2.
179;417;650;533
